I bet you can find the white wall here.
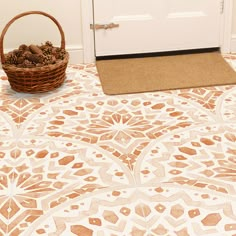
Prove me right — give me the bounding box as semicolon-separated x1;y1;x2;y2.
233;1;236;34
231;1;236;52
0;0;83;64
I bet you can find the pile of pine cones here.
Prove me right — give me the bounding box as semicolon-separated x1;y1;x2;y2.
4;41;66;68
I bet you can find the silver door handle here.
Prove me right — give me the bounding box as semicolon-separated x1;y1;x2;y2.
90;23;119;30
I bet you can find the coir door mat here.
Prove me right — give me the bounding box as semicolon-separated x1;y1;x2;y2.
96;52;236;95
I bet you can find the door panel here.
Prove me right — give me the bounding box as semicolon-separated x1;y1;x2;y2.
93;0;221;57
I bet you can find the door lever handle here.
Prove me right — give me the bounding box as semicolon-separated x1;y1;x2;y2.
90;23;119;30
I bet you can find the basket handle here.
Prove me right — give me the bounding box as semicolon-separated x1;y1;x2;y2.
0;11;66;64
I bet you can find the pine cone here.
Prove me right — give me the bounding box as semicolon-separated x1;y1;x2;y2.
12;49;22;57
60;49;66;59
51;47;58;56
5;52;18;65
29;44;43;55
18;44;28;52
22;51;32;59
42;47;52;55
45;41;53;47
21;59;34;68
16;56;25;65
42;55;56;65
27;54;43;64
54;48;66;60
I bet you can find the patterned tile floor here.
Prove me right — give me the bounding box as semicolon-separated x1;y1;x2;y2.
0;54;236;236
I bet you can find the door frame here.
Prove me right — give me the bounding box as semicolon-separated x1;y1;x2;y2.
81;0;233;63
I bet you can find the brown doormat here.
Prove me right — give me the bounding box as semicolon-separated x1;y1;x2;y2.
96;52;236;95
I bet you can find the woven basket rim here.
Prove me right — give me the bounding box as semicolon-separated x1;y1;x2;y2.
2;52;69;72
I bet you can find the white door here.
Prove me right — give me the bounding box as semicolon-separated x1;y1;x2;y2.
93;0;222;57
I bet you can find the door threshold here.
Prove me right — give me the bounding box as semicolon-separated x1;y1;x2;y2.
96;47;220;61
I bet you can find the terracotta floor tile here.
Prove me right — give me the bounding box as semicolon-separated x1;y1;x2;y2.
0;56;236;235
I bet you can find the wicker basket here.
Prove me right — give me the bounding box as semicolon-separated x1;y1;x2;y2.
0;11;69;93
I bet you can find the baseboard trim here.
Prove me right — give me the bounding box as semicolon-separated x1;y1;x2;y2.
66;45;84;64
231;34;236;53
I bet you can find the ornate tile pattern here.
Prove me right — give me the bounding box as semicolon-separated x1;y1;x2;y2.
0;55;236;235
